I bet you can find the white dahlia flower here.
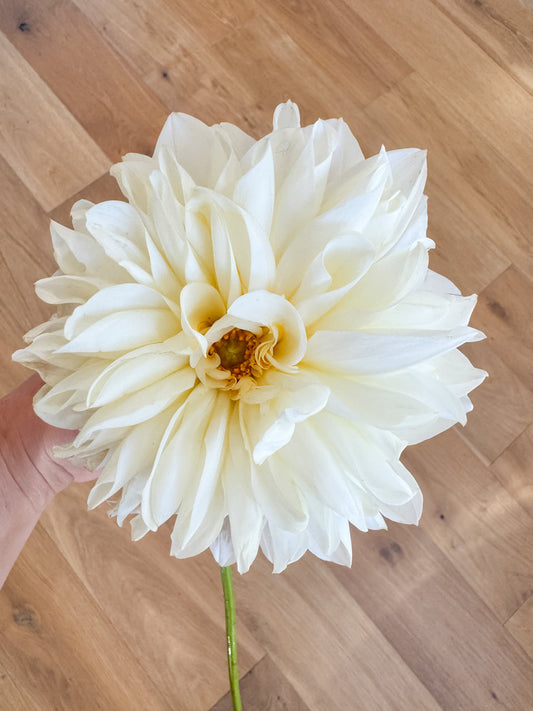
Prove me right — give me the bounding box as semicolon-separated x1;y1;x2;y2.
14;101;486;573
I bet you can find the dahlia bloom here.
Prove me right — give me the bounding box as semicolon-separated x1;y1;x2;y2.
14;101;486;573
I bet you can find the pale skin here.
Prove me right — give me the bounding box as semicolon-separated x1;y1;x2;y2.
0;375;95;588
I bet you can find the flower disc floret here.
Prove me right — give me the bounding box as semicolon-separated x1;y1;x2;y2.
209;328;258;379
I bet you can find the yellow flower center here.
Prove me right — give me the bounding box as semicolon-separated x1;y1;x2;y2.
208;328;258;380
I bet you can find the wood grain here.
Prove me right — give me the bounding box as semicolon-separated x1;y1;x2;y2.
0;30;108;210
40;483;264;711
432;0;533;94
0;156;55;392
233;555;442;711
506;593;533;660
0;523;174;710
491;423;533;518
333;524;533;710
0;0;169;161
473;266;533;387
1;0;532;708
211;655;311;711
456;340;533;464
404;429;533;621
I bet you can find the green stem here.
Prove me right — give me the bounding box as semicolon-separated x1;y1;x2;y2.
220;566;243;711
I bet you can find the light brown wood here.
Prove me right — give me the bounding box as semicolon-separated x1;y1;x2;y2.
0;0;169;161
1;0;532;709
0;522;174;710
212;655;311;711
40;483;264;711
507;593;533;658
404;429;533;621
491;423;533;518
0;30;108;210
333;523;533;710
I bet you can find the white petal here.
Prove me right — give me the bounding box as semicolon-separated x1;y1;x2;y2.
273;101;301;130
110;153;156;212
223;406;264;573
233;141;275;236
76;368;195;443
141;386;217;528
210;518;236;567
228;291;308;368
261;523;308;573
154;113;229;188
87;407;173;509
87;345;187;407
64;283;168;340
85;201;150;271
59;309;179;355
305;327;484;375
180;282;226;354
36;275;104;305
251;382;330;465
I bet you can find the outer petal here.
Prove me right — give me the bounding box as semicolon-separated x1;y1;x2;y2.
305;327;484;375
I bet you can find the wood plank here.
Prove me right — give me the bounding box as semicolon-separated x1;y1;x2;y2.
233;556;442;711
144;40;265;132
48;172;124;227
211;655;312;711
432;0;533;94
0;523;174;710
0;156;55;393
0;669;34;709
333;524;533;710
491;423;533;519
149;13;376;136
259;0;413;108
0;30;108;210
456;340;533;464
354;72;528;288
0;0;168;161
40;482;264;711
472;266;533;388
73;0;254;79
506;594;533;660
353;0;533;181
403;429;533;621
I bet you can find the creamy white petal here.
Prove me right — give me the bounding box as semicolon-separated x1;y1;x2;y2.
50;217;128;285
273;100;301;130
305;327;484;375
59;309;179;355
154;112;229;189
85;201;150;271
180;282;226;355
233;141;275;236
76;369;195;444
261;523;308;573
110;153;156;212
87;346;187;408
141;386;217;529
250;381;330;465
36;275;104;305
223;406;264;573
210;518;236;567
227;291;307;368
64;284;169;340
87;408;174;509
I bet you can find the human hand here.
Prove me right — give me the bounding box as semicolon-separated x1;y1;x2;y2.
0;375;96;587
0;374;96;512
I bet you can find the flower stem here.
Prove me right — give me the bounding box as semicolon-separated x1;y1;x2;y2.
220;565;243;711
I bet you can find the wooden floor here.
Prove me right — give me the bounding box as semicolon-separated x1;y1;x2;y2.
0;0;532;709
